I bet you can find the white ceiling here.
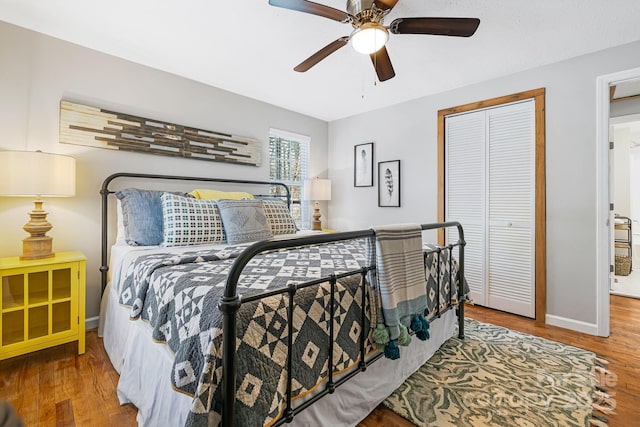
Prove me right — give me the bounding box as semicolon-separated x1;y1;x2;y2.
1;0;640;121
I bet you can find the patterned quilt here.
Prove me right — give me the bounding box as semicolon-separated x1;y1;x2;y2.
118;238;465;426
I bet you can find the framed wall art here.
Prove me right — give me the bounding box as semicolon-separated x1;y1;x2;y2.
354;142;374;187
378;160;401;207
59;100;261;166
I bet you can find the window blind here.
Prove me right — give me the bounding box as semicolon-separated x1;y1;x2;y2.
269;128;310;229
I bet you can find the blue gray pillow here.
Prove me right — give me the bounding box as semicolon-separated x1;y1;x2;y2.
216;199;273;245
116;188;191;246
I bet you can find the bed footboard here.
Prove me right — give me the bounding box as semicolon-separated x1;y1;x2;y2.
220;222;465;426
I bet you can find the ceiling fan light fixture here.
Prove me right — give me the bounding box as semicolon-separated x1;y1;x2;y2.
351;23;388;54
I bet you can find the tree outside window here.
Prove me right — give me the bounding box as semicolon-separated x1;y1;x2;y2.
269;129;310;229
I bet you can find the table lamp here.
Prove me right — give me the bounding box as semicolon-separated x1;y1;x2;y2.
0;150;76;260
304;178;331;231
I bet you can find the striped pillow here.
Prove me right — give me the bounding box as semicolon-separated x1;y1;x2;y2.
161;193;225;246
261;199;298;235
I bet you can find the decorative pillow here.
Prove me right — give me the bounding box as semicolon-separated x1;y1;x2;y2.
115;199;126;245
216;199;273;245
115;188;191;246
261;199;298;235
161;193;226;246
189;189;254;200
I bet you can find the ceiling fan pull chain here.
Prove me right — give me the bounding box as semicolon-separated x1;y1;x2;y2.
373;46;378;85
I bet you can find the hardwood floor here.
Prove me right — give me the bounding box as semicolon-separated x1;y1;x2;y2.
1;296;638;426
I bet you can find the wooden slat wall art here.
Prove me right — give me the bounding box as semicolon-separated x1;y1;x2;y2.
59;101;261;166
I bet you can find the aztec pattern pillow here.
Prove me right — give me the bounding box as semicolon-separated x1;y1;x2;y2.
261;199;298;235
216;199;273;245
161;193;226;246
115;188;191;246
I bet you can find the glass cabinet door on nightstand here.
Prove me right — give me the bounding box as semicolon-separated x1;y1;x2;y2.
2;273;25;346
51;268;74;334
0;259;81;358
28;270;50;340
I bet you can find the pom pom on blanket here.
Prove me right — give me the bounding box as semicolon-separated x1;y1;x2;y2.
373;324;390;349
410;314;431;341
416;329;430;341
410;315;423;334
421;316;430;331
397;324;412;346
384;340;400;360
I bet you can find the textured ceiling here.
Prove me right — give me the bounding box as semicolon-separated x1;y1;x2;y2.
1;0;640;121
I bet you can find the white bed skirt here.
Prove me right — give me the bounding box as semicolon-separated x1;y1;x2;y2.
99;283;458;426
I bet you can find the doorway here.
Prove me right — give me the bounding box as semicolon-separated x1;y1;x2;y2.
610;114;640;298
596;66;640;337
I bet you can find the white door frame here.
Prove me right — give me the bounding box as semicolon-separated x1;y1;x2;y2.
596;66;640;337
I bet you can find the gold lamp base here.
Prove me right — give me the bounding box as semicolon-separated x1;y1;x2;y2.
21;199;55;260
312;200;322;231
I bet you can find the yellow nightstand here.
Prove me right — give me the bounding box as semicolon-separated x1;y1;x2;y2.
0;251;86;360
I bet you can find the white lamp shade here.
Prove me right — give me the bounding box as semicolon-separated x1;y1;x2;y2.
351;24;389;54
304;178;331;201
0;151;76;197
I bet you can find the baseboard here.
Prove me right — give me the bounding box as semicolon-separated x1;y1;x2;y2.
86;316;99;330
545;314;598;336
610;290;640;300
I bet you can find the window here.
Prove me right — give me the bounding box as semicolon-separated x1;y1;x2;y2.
269;128;310;229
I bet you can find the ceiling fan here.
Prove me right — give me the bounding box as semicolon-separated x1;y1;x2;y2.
269;0;480;82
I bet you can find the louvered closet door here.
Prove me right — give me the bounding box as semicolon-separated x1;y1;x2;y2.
445;99;535;318
445;110;486;306
486;100;535;317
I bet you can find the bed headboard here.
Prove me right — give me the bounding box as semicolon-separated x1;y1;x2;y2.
99;172;292;294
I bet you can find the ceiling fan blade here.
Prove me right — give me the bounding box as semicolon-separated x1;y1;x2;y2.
370;46;395;82
374;0;400;11
269;0;351;23
389;17;480;37
294;37;350;72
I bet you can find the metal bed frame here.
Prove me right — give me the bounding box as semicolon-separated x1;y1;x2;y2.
100;172;466;427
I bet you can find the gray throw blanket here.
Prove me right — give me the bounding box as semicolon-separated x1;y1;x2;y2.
370;224;431;359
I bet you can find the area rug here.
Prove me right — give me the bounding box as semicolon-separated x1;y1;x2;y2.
383;319;601;427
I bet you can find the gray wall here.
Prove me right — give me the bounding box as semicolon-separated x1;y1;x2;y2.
328;40;640;328
0;21;329;321
4;16;639;331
